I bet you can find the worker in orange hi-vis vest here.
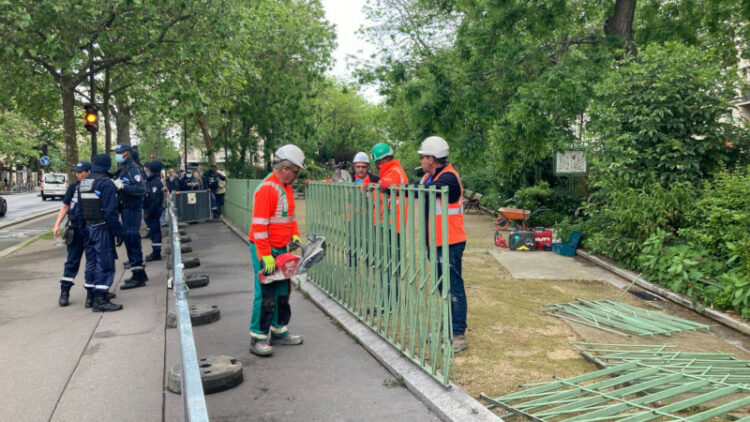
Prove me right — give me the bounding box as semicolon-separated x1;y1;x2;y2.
370;142;408;231
248;144;305;357
417;136;468;354
369;142;408;311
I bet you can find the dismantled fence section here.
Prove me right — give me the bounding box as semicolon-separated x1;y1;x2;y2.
481;361;750;422
572;343;750;386
167;195;209;421
543;298;711;337
306;182;455;386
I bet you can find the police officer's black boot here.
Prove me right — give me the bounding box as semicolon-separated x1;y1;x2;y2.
84;289;94;308
92;291;123;312
120;270;148;290
145;252;161;261
58;287;70;307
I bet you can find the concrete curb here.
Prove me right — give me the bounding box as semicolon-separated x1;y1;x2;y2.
0;207;58;230
0;231;48;258
221;217;499;422
576;248;750;336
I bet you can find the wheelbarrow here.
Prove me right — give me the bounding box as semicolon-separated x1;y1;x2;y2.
494;206;548;231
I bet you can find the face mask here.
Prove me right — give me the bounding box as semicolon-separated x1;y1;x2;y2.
115;153;124;163
145;170;150;177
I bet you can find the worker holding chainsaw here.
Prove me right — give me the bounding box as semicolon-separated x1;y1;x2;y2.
248;144;305;357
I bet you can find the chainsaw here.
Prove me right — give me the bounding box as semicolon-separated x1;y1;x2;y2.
258;233;327;284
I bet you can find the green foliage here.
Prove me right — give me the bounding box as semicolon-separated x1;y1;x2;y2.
0;110;44;165
634;167;750;313
506;181;583;228
638;230;723;305
309;82;389;164
588;42;740;191
582;181;693;267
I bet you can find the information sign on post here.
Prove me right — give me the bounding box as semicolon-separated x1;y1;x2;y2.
554;150;586;176
40;156;50;166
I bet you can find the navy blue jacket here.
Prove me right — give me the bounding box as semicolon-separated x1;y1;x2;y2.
63;181;85;228
413;164;462;203
143;174;164;219
82;167;123;237
115;158;146;209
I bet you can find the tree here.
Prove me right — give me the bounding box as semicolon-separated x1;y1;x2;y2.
0;1;210;176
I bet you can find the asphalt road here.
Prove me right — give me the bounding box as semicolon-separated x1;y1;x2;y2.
0;191;61;224
0;214;58;254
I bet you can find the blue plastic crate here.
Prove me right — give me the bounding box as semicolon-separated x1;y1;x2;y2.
552;230;581;256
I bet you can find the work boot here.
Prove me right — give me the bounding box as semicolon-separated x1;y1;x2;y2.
84;290;94;308
249;339;273;357
58;289;70;307
120;271;148;290
92;291;123;312
453;334;468;353
106;292;117;300
123;261;132;269
271;333;303;345
145;252;161;262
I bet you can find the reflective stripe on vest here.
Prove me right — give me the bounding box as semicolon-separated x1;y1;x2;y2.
256;179;293;220
420;164;467;246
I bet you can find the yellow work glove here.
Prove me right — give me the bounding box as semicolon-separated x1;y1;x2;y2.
261;255;275;275
289;235;302;251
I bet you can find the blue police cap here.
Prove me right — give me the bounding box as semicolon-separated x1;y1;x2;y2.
147;160;163;173
92;154;112;171
71;161;92;172
112;143;132;153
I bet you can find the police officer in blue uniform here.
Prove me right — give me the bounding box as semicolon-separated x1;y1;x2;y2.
202;163;226;218
111;143;149;289
53;161;90;306
79;154;124;312
143;160;164;261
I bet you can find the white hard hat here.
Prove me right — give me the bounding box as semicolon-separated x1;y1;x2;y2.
274;144;305;169
353;151;369;163
418;136;450;159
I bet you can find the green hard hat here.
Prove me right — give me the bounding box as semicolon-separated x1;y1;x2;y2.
370;143;394;162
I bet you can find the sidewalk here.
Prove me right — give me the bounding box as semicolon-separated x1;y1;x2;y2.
164;220;438;421
0;220;439;421
0;234;167;422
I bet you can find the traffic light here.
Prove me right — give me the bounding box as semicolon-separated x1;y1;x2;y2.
83;104;98;133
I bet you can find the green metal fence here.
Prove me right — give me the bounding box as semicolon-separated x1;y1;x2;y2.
223;179;455;386
306;182;455;386
224;179;262;235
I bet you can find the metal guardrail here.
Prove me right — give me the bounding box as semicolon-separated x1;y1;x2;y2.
167;194;209;421
306;182;455;386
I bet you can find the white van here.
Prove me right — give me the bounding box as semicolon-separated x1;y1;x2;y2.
41;173;68;201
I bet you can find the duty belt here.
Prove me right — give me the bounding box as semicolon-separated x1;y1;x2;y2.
86;220;106;226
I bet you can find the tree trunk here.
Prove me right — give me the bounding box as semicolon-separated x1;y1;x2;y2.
114;94;132;145
103;68;113;155
60;77;79;181
197;113;216;164
605;0;636;55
